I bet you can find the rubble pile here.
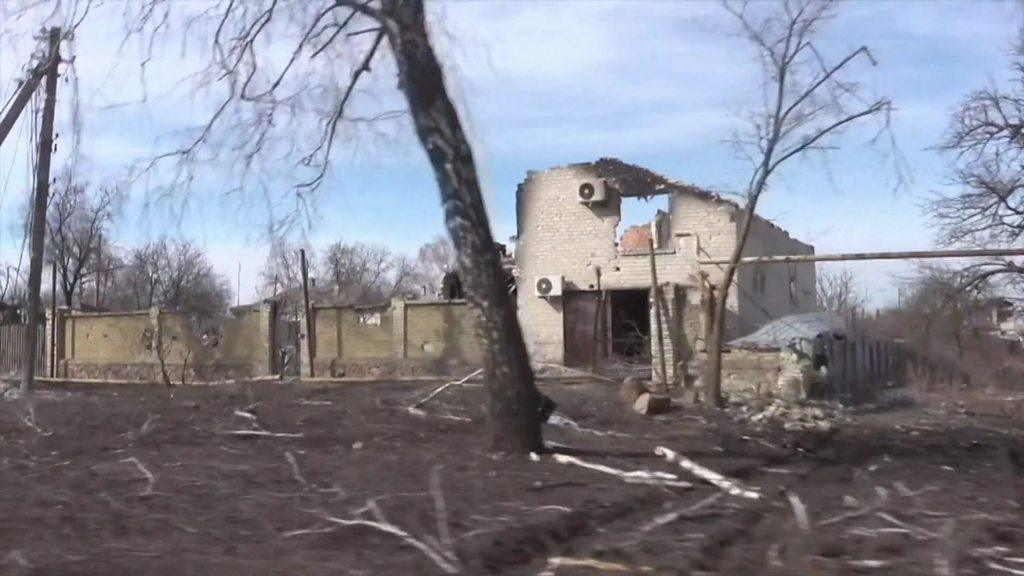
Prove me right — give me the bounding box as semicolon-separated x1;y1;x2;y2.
731;398;848;433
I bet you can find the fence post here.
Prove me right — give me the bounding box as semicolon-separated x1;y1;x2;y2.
299;306;314;378
258;300;276;377
392;299;408;360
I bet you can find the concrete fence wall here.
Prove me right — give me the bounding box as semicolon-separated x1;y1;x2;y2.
310;299;482;378
52;303;275;382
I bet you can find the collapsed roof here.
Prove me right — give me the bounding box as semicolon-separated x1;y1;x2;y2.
728;312;846;350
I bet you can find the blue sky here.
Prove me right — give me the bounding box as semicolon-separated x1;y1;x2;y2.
1;0;1022;305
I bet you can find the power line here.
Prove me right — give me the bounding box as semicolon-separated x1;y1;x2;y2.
0;106;28;260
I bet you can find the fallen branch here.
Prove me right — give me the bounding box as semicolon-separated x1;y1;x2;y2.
551;453;692;488
409;369;483;411
847;559;890;569
121;456;156;496
654;447;760;499
281;525;338;538
987;561;1024;576
876;511;939;539
538;556;653;575
786;491;810;531
234;409;258;421
285;451;309;489
547;413;630;437
430;465;455;559
314;512;460;574
407;406;472;422
222;430;303;438
632;493;723;542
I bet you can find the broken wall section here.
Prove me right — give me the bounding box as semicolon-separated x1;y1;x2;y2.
312;299;482;379
56;303;276;382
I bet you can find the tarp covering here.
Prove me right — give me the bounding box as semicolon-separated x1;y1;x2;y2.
728;312;845;350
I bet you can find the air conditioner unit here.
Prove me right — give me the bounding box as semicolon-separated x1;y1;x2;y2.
576;179;607;204
535;275;563;298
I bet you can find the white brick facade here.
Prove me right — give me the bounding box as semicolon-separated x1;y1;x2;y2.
514;159;815;383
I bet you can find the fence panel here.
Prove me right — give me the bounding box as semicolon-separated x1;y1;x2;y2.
0;324;46;376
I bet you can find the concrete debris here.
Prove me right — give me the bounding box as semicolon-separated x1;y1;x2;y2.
731;398;848;433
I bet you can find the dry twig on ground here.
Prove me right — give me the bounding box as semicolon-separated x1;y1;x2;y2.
222;430;303;438
408;369;483;411
549;453;692;488
286;497;461;574
655;446;760;499
120;456;156;496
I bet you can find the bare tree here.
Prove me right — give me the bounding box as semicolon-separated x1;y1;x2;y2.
258;241;315;299
0;264;25;307
705;0;895;406
816;268;864;314
322;240;394;302
413;235;455;296
929;40;1024;297
44;171;121;306
158;240;232;316
107;240;231;316
899;265;975;358
119;241;166;310
112;0;545;452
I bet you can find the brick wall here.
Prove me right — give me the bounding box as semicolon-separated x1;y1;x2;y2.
315;305;394;361
735;217;816;336
311;299;482;377
719;349;784;397
403;301;482;364
515;165;709;366
58;304;273;382
514;162;818;378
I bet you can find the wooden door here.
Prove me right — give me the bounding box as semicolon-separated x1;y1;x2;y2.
563;291;600;367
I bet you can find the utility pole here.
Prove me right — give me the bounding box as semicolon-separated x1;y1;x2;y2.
50;260;56;377
299;249;314;378
94;234;102;309
0;56;50;146
21;27;61;395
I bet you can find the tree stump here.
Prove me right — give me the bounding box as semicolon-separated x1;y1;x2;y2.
619;376;650;406
633;392;671;415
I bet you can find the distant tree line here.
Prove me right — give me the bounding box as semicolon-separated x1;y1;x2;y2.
0;168;461;318
257;235;456;309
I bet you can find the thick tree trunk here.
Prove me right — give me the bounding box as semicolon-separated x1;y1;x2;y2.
704;264;736;408
382;0;544;453
704;210;755;408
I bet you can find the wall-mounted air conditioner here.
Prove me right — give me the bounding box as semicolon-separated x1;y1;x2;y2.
576;179;607;204
534;275;563;298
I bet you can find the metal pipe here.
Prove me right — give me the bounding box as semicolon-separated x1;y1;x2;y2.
697;247;1024;266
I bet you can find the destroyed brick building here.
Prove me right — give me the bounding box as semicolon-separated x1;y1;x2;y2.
514;158;817;385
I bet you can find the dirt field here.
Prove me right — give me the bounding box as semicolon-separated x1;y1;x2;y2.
1;379;1021;575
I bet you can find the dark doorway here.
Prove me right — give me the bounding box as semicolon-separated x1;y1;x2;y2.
563;291;600;367
609;289;649;360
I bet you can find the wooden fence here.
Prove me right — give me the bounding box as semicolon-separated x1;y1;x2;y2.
823;336;904;403
0;324;46;376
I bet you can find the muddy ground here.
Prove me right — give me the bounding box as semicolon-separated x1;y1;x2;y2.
0;379;1021;575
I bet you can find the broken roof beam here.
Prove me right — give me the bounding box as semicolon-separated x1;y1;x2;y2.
698;247;1024;266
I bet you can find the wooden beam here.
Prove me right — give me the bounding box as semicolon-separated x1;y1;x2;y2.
648;239;668;390
697;247;1024;266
